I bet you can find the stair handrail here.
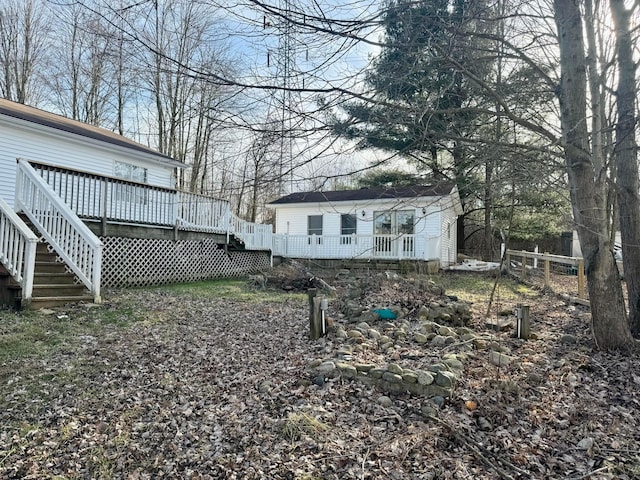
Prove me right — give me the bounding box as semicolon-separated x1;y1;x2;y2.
0;195;38;302
15;159;103;302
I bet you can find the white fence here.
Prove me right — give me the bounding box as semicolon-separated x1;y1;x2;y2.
16;159;103;302
272;233;439;260
29;160;272;251
0;196;38;301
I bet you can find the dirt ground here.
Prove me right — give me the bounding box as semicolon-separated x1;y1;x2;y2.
1;269;639;479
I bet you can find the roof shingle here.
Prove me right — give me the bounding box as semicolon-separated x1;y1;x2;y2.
269;184;455;205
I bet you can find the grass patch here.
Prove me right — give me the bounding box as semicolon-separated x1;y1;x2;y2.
0;301;143;363
150;277;306;303
428;271;538;304
278;412;329;442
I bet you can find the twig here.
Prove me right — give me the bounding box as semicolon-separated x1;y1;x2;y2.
425;413;529;480
360;448;369;480
569;465;610;479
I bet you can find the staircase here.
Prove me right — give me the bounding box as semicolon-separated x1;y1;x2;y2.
0;217;94;309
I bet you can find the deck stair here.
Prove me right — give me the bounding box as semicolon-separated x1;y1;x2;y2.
0;216;93;309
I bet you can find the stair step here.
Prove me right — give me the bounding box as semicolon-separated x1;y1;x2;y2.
27;295;95;309
34;272;78;285
31;284;87;296
34;262;72;274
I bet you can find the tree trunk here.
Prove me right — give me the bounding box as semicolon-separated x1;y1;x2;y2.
610;0;640;336
554;0;633;350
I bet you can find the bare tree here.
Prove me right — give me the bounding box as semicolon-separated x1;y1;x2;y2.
610;0;640;336
0;0;49;104
553;0;633;349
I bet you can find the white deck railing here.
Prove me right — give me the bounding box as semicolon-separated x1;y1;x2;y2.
272;234;431;260
0;196;38;301
16;159;103;302
30;161;273;251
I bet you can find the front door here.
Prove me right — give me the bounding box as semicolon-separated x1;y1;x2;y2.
373;210;415;256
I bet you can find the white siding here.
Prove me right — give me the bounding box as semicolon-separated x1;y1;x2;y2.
0;116;175;208
439;203;458;265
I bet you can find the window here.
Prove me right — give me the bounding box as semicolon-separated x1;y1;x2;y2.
115;161;147;183
308;215;323;243
341;214;357;244
114;161;148;204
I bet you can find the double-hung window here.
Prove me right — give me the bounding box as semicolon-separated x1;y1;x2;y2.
341;213;357;244
308;215;323;244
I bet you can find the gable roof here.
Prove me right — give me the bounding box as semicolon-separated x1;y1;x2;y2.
269;183;456;205
0;98;183;167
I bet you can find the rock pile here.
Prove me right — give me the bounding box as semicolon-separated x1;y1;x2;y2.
307;271;482;399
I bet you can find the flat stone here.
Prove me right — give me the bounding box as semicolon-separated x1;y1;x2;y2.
337;345;353;355
421;402;439;417
377;396;393;407
335;362;357;378
394;329;407;339
473;339;488;350
347;329;364;339
418;306;430;320
382;372;403;383
432;395;446;408
489;341;510;353
489;351;517;367
402;372;418;383
415;333;428;344
356;321;371;331
436;371;456;387
354;363;376;372
443;358;464;370
427;363;448;373
369;368;386;379
486;318;514;331
417;371;435;385
379;342;394;351
438;326;456;337
577;437;594;450
431;335;447;346
387;363;404;375
461;333;477;342
381;322;396;330
379;335;392;344
367;328;381;340
335;328;348;339
316;361;336;374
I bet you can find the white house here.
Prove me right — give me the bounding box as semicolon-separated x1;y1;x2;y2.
0;99;184;207
0;99;270;308
269;184;462;265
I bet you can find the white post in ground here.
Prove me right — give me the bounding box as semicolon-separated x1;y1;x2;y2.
534;245;539;269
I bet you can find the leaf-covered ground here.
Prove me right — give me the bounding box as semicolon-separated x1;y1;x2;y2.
1;272;639;479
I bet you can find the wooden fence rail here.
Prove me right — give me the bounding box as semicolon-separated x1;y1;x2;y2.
505;249;586;299
505;249;625;307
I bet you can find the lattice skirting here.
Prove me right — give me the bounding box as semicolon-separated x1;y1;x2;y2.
99;236;271;288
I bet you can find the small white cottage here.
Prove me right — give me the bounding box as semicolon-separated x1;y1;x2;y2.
269;184;462;265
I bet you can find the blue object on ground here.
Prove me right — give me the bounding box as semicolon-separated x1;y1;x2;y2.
374;308;397;320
